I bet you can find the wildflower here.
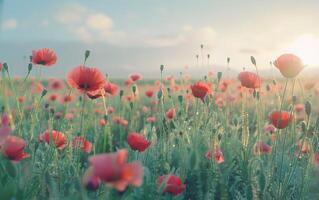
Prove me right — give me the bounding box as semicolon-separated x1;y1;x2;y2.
104;82;119;96
127;133;151;152
67;66;105;92
166;108;176;120
238;71;260;89
190;82;212;101
38;130;67;150
146;117;156;123
269;111;292;129
157;175;186;196
72;136;92;153
145;89;154;98
84;149;143;191
274;54;304;78
32;48;57;66
205;146;224;164
254;141;272;155
1;136;30;162
129;73;142;82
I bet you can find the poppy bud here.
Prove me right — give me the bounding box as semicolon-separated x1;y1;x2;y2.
305;101;311;117
157;90;163;100
3;63;8;72
160;65;164;72
178;95;183;104
41;89;47;98
28;63;33;72
119;90;124;98
217;72;222;82
132;85;137;94
251;56;257;66
84;50;90;62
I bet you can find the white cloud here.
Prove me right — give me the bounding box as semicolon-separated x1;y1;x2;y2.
86;13;113;31
55;4;87;24
2;19;17;30
55;4;217;49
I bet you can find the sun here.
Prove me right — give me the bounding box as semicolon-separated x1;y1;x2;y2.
287;35;319;66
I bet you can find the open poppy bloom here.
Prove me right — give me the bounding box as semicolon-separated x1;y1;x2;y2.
157;175;186;196
38;130;67;150
72;136;92;153
205;146;224;164
32;48;57;66
238;71;260;89
127;133;151;152
1;136;30;163
269;111;292;129
254;141;272;155
104;82;119;96
146;117;156;123
190;82;212;101
67;66;106;93
166;108;176;120
48;78;64;90
84;149;143;191
273;54;304;78
87;89;104;99
145;89;154;98
129;73;142;82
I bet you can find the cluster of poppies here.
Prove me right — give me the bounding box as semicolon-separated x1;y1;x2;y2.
2;47;317;197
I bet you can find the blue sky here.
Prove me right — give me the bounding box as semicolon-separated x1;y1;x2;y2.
1;0;319;78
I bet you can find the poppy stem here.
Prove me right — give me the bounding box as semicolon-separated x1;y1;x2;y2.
79;92;86;135
279;79;289;112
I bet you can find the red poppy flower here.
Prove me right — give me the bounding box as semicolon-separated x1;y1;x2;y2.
127;133;151;152
294;104;304;113
238;71;260;89
146;117;156;123
104;82;119;96
31;82;44;94
72;136;92;153
1;136;30;162
297;140;310;155
86;149;143;191
38;130;67;150
99;118;107;126
313;152;319;167
205;147;224;164
67;66;106;92
254;141;272;155
145;89;154;98
190;82;212;101
125;78;134;86
32;48;57;66
129;73;142;82
157;175;186;196
269;111;292;129
18;96;25;103
87;89;104;99
60;94;73;104
65;113;74;121
48;78;64;90
82;166;101;191
166;108;176;120
274;54;304;78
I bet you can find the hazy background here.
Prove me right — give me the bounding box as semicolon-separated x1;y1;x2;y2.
0;0;318;78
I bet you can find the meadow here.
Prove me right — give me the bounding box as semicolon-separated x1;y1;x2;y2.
0;48;319;200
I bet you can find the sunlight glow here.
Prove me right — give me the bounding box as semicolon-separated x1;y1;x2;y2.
287;35;319;66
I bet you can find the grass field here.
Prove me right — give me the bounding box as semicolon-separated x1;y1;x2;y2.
1;50;319;199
